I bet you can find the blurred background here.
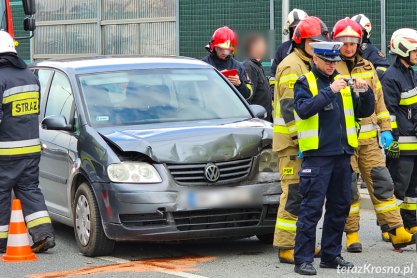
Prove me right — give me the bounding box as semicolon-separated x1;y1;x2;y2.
10;0;417;72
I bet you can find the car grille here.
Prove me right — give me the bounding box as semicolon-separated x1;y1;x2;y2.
172;208;262;231
166;157;253;185
120;213;167;227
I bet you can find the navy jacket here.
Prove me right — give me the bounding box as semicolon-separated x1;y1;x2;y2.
243;58;273;121
0;54;41;160
294;65;375;157
202;53;252;99
360;40;390;79
271;40;293;76
381;56;417;145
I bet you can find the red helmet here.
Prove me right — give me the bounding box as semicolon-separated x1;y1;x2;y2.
332;18;363;44
292;16;329;44
209;26;238;53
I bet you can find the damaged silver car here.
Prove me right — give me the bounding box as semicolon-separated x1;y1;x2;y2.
30;57;281;256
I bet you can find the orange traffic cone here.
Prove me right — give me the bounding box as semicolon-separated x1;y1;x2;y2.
2;199;37;262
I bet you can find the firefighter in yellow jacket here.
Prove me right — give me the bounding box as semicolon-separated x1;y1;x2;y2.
273;16;328;263
333;18;416;252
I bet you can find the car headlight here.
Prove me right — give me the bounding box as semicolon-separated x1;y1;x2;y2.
107;162;162;183
259;148;278;172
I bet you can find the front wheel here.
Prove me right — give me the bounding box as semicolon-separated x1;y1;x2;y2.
73;182;115;256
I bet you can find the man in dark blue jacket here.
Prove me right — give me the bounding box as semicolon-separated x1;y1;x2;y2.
292;41;374;275
202;26;253;100
0;31;55;254
381;28;417;235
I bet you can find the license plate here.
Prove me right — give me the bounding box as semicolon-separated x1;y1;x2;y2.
179;187;259;209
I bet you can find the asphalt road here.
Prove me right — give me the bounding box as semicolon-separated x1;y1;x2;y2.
0;210;415;278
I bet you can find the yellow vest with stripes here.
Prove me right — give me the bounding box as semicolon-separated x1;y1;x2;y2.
295;71;358;152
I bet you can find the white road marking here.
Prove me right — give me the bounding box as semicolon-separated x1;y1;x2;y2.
97;256;210;278
159;269;209;278
97;256;130;264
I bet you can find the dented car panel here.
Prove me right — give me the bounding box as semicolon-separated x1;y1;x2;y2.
30;57;281;242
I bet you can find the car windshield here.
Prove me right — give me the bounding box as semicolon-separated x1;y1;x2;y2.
78;68;252;127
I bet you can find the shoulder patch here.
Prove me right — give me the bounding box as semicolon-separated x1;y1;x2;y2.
378;51;385;58
361;43;368;51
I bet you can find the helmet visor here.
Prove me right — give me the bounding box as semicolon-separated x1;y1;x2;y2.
215;47;233;55
335;37;361;44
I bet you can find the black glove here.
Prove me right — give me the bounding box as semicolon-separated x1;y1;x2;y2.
386;140;400;159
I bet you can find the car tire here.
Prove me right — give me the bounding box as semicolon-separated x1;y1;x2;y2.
73;182;115;256
256;233;274;244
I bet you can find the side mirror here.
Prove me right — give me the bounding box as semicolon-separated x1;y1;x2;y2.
41;115;73;131
23;17;36;32
250;104;268;120
22;0;36;16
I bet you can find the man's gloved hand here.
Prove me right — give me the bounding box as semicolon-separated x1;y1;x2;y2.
386;140;400;159
381;131;394;149
298;150;303;159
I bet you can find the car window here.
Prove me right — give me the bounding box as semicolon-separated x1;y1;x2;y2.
45;71;74;121
35;69;54;100
78;68;251;127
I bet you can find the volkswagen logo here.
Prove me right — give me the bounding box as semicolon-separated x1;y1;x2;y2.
204;163;220;182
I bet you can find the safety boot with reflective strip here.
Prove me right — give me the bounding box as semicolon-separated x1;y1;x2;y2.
346;231;362;253
279;247;321;264
388;226;416;249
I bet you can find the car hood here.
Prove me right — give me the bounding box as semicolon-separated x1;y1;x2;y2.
97;119;272;163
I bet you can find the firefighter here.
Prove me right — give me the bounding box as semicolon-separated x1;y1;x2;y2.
0;31;55;253
270;9;308;77
381;28;417;238
333;18;416;253
202;26;253;100
293;40;375;275
351;14;390;78
273;16;327;264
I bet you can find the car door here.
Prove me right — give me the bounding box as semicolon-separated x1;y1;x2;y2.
39;70;75;218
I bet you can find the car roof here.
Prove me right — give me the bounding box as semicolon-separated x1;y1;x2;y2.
30;56;213;74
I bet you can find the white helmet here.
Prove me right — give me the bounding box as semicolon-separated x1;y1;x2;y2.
283;9;308;35
390;28;417;57
0;31;16;54
351;14;372;38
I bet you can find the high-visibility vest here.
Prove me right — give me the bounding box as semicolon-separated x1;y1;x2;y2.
295;71;358;152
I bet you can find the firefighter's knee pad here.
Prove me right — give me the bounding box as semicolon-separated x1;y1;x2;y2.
285;183;302;216
351;172;359;202
371;166;394;199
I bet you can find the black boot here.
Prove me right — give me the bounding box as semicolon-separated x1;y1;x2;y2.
294;262;317;275
31;236;56;253
320;256;354;269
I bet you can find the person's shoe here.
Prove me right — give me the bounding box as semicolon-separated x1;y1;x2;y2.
313;247;321;258
381;232;390;242
388;226;416;249
320;256;354;269
279;247;321;264
31;236;55;253
346;232;362;253
405;226;417;234
294;262;317;275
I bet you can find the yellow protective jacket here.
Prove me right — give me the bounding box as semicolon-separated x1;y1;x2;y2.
336;55;391;145
273;48;311;152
